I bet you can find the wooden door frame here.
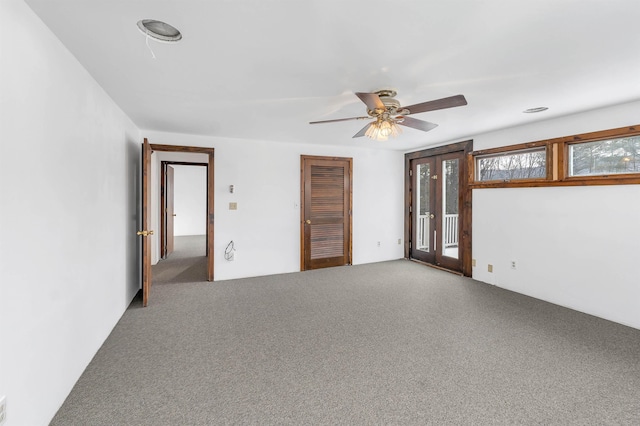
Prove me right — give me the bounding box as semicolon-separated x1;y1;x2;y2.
300;155;353;270
149;143;215;282
141;139;152;306
160;161;208;259
404;140;473;277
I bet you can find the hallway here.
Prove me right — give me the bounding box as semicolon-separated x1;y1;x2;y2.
152;235;207;284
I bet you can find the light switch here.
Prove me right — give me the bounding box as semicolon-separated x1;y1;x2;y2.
229;202;237;210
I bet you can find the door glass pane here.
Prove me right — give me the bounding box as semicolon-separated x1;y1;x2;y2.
442;159;459;259
415;163;431;252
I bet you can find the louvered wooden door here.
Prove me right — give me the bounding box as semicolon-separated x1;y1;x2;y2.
301;156;352;270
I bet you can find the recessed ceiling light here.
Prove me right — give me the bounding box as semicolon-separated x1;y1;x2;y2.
523;107;549;113
137;19;182;43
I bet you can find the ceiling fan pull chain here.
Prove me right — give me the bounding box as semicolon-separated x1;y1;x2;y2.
145;29;156;59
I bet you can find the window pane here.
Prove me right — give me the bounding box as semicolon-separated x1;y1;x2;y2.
415;163;430;252
476;148;546;181
568;136;640;176
442;159;459;259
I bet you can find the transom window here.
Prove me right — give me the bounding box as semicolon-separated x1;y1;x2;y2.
470;125;640;188
568;136;640;177
476;147;546;182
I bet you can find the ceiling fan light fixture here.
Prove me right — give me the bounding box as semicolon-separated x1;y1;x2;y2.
380;120;392;137
391;121;402;138
365;118;402;141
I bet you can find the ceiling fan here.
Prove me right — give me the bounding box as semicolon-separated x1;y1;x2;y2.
310;90;467;141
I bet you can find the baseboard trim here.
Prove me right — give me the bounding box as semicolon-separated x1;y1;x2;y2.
407;258;464;276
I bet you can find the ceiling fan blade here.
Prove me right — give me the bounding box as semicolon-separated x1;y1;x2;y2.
309;116;370;124
401;94;467;115
355;92;385;111
398;116;439;132
352;123;373;138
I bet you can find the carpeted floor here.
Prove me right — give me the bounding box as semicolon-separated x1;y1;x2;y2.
151;235;208;284
51;237;640;425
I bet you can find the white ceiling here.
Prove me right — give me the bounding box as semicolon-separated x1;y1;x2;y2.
25;0;640;151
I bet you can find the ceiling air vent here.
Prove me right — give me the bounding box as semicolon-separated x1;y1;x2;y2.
523;107;548;114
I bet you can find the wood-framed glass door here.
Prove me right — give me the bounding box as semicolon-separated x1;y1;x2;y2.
405;141;473;276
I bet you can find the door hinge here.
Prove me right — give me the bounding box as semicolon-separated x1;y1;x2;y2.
409;169;413;176
409;205;412;213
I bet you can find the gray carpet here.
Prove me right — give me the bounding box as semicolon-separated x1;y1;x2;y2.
151;235;207;284
51;242;640;425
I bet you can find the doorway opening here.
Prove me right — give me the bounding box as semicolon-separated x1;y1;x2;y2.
160;161;208;260
153;162;209;284
404;140;473;276
139;140;214;306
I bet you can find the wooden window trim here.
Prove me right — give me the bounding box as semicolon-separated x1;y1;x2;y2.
470;124;640;188
472;141;551;185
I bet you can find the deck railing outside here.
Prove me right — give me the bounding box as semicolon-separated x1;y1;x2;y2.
416;213;458;251
444;214;458;248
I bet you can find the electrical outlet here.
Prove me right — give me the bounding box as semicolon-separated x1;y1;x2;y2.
488;264;493;273
377;241;381;247
397;238;402;245
472;259;476;267
229;202;238;210
0;395;6;425
511;261;516;269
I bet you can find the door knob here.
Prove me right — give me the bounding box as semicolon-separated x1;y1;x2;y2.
430;214;435;219
305;220;311;225
172;214;177;217
136;230;154;236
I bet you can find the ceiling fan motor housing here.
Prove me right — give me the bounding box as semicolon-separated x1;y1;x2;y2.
368;89;402;116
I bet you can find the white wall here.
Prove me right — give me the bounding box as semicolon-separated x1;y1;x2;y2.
471;100;640;329
173;165;207;236
144;131;406;280
0;1;140;425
